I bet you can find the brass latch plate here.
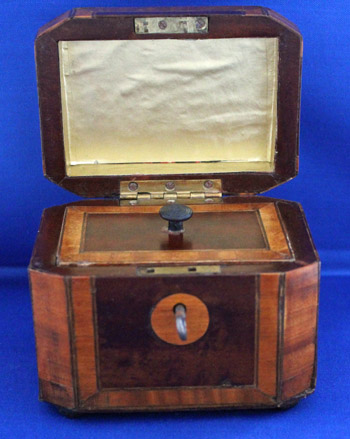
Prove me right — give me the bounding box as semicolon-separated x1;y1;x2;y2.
138;265;221;276
135;17;208;35
120;179;222;205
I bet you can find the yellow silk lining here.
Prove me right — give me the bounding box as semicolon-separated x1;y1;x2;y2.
59;38;278;177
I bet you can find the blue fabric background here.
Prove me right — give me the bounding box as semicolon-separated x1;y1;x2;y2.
0;0;349;437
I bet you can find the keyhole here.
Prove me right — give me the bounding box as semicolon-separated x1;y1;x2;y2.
174;303;187;341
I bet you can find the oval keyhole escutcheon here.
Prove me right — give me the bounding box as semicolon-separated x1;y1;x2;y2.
151;293;209;345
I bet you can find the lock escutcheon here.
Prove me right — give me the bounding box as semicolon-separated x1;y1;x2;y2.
151;293;209;345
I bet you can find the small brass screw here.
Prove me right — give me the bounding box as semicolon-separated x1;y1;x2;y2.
196;18;206;30
158;20;168;30
128;182;138;191
204;180;214;189
165;181;176;191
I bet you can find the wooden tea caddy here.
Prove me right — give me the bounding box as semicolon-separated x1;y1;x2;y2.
29;6;320;415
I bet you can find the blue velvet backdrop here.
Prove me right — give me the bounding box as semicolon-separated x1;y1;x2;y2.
0;1;349;437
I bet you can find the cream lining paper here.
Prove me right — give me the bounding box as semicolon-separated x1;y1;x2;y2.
59;38;278;177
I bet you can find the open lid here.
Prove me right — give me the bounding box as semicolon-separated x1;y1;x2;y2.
35;7;302;197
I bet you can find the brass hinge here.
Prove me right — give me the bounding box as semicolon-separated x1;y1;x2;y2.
120;179;222;205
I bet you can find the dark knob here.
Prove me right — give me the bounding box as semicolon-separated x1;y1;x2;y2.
159;204;193;234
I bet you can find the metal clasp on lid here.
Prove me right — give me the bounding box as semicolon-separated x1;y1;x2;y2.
135;17;208;35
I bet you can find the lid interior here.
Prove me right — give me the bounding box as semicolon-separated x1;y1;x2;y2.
35;8;302;197
59;38;278;177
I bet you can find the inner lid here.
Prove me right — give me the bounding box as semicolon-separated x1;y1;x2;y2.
59;38;278;177
57;203;292;266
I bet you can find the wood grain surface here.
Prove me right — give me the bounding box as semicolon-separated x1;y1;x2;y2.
57;203;292;265
71;277;98;403
29;260;319;411
282;262;319;400
29;197;319;276
74;271;282;410
30;270;75;408
259;273;279;396
95;275;256;389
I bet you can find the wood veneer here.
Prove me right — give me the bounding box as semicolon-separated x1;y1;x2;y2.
30;271;75;408
57;203;292;266
30;255;319;411
29;6;319;414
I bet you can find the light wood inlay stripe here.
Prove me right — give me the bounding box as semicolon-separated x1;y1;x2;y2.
71;277;98;402
259;273;279;396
